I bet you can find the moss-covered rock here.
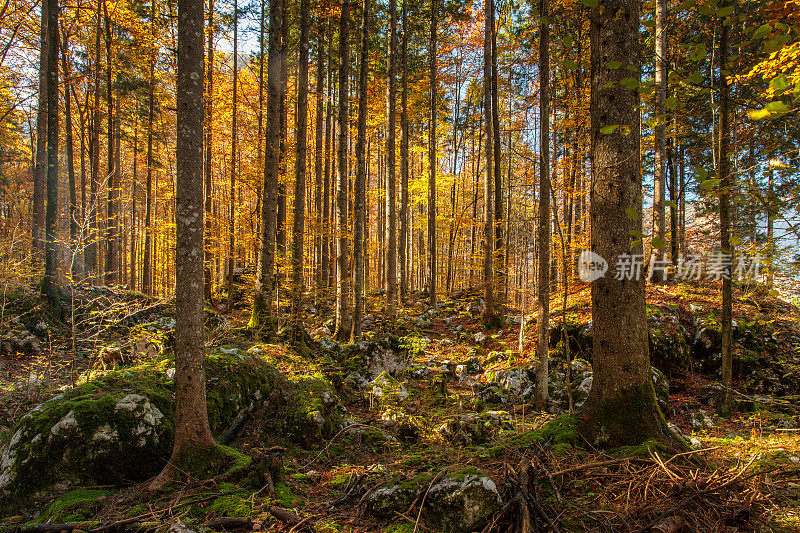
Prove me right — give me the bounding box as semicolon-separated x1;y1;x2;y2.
0;348;277;502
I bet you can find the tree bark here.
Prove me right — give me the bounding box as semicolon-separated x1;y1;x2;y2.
718;1;733;417
204;0;215;301
399;0;409;300
579;0;677;446
226;0;238;310
351;0;369;342
534;0;550;410
103;0;117;285
333;0;351;339
314;15;326;302
33;0;48;250
153;0;216;484
385;0;397;322
651;0;667;282
43;0;59;312
481;0;495;325
491;0;503;298
143;0;156;295
427;0;437;307
251;0;284;331
291;0;309;339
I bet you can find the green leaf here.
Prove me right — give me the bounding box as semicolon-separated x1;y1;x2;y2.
690;44;707;61
620;125;632;135
770;74;789;93
625;207;639;221
583;0;598;7
629;230;644;239
752;23;772;40
600;125;619;134
695;166;709;180
563;59;578;70
665;200;677;209
620;77;640;90
562;35;574;47
701;178;721;190
687;71;703;84
717;4;733;17
651;237;667;249
764;35;789;54
730;235;741;246
664;95;678;110
605;60;622;70
765;100;790;114
603;81;617;88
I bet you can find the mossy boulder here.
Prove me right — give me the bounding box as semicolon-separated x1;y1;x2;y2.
0;348;277;502
367;470;500;532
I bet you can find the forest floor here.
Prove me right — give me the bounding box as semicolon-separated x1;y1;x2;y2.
0;279;798;532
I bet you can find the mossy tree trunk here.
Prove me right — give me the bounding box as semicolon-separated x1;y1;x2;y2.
579;0;678;447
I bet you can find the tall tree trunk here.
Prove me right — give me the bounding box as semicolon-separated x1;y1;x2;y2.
427;0;437;307
534;0;550;410
399;0;409;300
33;0;48;249
152;0;216;486
204;0;215;301
251;0;284;330
718;2;733;417
130;122;137;290
43;0;59;312
322;20;334;295
61;27;78;256
333;0;351;339
143;0;156;295
314;16;326;301
385;0;397;321
226;0;238;310
291;0;309;339
481;0;495;324
351;0;369;341
491;0;503;299
103;0;117;284
651;0;667;282
767;162;774;289
87;0;102;279
579;0;676;446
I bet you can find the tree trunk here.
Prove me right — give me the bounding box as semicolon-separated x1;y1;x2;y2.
718;2;733;417
427;0;437;307
385;0;397;321
33;0;48;249
314;16;326;302
43;0;59;312
333;0;351;339
291;0;309;339
579;0;676;446
534;0;550;410
399;0;409;300
60;27;78;258
152;0;216;485
103;0;117;285
143;0;156;295
351;0;369;342
481;0;495;325
491;0;503;299
651;0;667;282
226;0;238;310
250;0;284;330
322;20;334;296
204;0;215;301
87;0;102;279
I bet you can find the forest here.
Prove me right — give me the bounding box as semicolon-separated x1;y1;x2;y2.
0;0;799;528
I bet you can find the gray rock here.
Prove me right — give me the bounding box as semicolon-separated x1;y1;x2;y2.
425;475;501;532
690;409;714;430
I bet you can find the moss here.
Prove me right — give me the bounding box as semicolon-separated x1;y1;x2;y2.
273;482;300;508
208;484;257;517
169;444;247;481
385;524;415;533
0;349;279;503
38;489;112;522
608;439;670;458
576;383;686;449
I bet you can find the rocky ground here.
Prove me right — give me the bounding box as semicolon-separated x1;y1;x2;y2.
0;278;797;532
